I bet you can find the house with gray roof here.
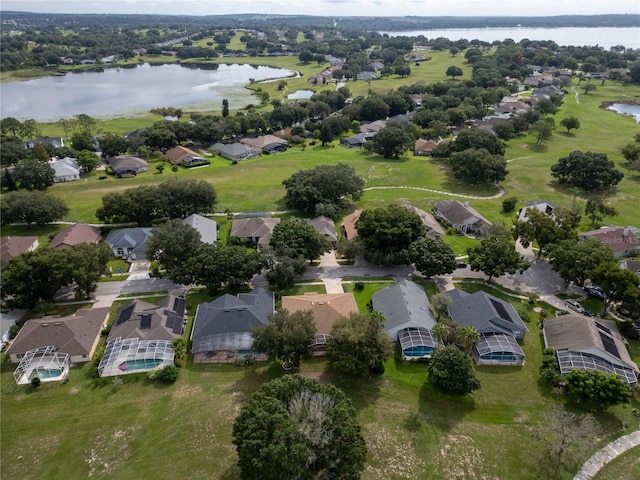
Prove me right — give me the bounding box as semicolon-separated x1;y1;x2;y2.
306;216;338;244
191;289;275;363
517;200;556;222
543;315;639;384
340;132;375;148
371;280;441;360
183;214;217;244
213;142;260;161
433;199;492;235
107;156;148;177
402;204;444;240
239;135;288;154
446;289;527;366
105;228;153;260
230;217;281;247
50;158;80;183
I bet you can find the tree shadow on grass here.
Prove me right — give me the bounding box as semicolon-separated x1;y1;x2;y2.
219;464;241;480
417;381;476;431
558;131;576;138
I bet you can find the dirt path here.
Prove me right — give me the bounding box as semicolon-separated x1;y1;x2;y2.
363;185;505;200
571;86;581;104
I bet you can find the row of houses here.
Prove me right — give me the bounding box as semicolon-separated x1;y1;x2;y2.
9;279;637;386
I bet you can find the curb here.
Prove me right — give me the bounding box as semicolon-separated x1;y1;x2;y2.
573;430;640;480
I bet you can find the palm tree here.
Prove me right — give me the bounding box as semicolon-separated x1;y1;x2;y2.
432;323;450;346
459;326;480;355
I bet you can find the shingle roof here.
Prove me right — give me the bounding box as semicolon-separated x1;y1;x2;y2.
371;280;437;339
281;292;358;335
579;226;640;255
165;146;199;163
341;210;361;241
49;223;101;249
446;289;528;337
306;216;337;243
6;308;109;358
0;236;39;261
183;214;217;244
105;228;153;251
108;156;148;172
230;217;281;245
108;296;185;342
402;204;444;237
213;142;259;160
433;200;492;231
240;135;287;150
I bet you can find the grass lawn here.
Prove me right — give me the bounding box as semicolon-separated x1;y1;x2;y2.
342;282;392;312
594;445;640;480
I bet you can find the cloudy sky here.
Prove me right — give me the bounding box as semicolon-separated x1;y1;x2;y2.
3;0;639;17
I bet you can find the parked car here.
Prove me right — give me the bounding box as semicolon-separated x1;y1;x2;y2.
583;310;597;318
584;286;605;300
565;299;585;314
456;261;468;268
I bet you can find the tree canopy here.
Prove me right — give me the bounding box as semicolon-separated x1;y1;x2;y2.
446;65;464;79
551;151;624;191
428;345;481;394
370;121;415;158
326;311;394;377
232;375;367;480
11;158;55;190
282;163;364;218
512;208;578;257
355;204;425;266
270;217;332;261
144;219;202;282
565;369;631;408
408;237;456;278
450;148;508;185
251;310;316;368
591;262;640;316
546;238;617;287
1;190;68;227
468;227;530;281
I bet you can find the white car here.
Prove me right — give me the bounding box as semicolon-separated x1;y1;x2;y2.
565;299;585;314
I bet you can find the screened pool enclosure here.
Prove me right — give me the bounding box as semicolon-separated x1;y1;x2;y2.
13;346;70;385
98;337;174;377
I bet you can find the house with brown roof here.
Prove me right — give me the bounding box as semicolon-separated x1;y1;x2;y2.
165;146;209;168
49;223;101;249
6;307;109;364
239;135;288;154
0;236;39;262
433;200;492;235
341;210;362;241
543;315;639;384
414;138;440;156
107;156;148;177
230;217;281;247
281;292;358;354
578;226;640;257
402;204;444;239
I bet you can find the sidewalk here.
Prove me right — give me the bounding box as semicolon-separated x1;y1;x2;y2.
573;430;640;480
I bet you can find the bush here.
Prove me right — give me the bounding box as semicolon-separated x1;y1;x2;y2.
502;196;518;213
354;281;365;292
540;348;561;386
515;305;531;323
31;377;41;388
153;365;179;384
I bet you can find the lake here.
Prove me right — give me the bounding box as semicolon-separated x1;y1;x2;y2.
606;103;640;123
0;63;297;121
379;27;639;50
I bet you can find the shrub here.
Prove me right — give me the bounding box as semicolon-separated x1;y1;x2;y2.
31;377;41;388
515;305;532;323
354;281;365;292
540;348;561;387
618;321;640;340
502;196;518;213
154;365;179;384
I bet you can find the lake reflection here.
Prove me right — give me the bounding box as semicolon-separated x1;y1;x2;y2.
1;63;297;121
606;103;640;123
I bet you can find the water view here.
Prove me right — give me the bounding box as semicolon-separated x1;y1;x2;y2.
380;27;640;50
0;63;297;121
606;103;640;123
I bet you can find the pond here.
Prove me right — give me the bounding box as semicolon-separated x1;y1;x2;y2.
287;89;315;100
0;63;297;121
606;103;640;123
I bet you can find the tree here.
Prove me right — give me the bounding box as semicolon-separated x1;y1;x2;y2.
565;369;631;408
265;255;307;290
11;158;55;190
493;121;515;141
468;227;530;281
448;129;505;157
427;345;481;394
232;375;367;480
154;365;179;384
75;150;101;172
394;65;411;77
585;197;618;225
458;326;480;354
318;123;334;146
592;262;640;316
621;142;640;171
551;151;624;191
530;119;554;146
431;293;452;321
431;322;451;344
98;132;129;158
534;97;558;115
96;185;162;226
186;243;263;293
251;310;316;368
1;248;72;309
298;50;313;63
560;116;580;133
270;218;331;261
66;243;112;300
71;130;95;151
450;148;508;184
582;82;597;94
502;196;518;213
1;190;68;227
145;219;202;282
546;238;617;287
371;122;415;159
326;311;394;377
283;163;364;217
1;117;23;137
221;98;229;118
512;208;576;257
356;204;425;266
160;179;217;219
446;65;464;80
408;237;456;278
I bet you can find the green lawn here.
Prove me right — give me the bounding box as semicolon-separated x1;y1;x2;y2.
594;446;640;480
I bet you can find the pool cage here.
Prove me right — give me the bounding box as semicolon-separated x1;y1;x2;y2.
98;337;174;377
398;327;442;360
192;332;266;364
13;346;70;385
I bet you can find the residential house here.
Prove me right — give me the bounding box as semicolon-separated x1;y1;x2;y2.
49;223;101;249
414;138;440;156
341;210;362;241
433;200;492;235
98;296;186;377
105;228;153;260
402;204;444;240
543;315;639;384
517;200;556;222
230;217;281;247
531;85;564;99
1;236;39;262
619;259;640;277
578;226;640;257
183;214;217;244
281;292;358;354
239;135;288;154
191;289;275;363
340;132;374;148
360;120;387;134
212;142;260;162
495;101;530;115
6;307;110;364
22;137;64;149
306;216;338;244
107;156;149;177
50;157;81;183
446;289;527;366
165;146;209;168
356;71;379;81
371;280;441;360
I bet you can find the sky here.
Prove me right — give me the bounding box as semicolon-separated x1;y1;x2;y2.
2;0;639;17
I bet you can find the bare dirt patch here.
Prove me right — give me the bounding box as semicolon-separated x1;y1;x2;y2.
365;423;425;479
85;426;139;477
